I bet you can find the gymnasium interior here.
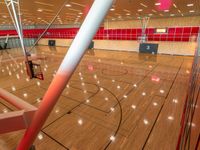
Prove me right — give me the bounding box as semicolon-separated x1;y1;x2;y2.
0;0;199;150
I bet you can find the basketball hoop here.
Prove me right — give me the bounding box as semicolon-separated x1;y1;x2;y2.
4;0;45;81
26;61;44;80
139;16;150;43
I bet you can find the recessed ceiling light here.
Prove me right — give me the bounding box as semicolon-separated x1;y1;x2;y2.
110;8;115;11
155;3;161;6
164;10;169;12
148;14;153;16
138;9;143;12
140;3;147;8
37;9;43;12
79;12;83;15
126;13;130;16
170;14;175;16
189;10;195;13
187;4;194;7
173;4;177;8
65;4;71;7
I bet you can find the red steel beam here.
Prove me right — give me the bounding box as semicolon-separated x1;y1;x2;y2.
16;0;114;149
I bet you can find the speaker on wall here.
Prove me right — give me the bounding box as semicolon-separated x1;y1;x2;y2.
48;40;56;46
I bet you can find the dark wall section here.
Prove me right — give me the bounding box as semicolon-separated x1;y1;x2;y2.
139;43;159;54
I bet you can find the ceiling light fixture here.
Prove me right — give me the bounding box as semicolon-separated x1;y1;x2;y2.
140;3;147;8
65;4;72;7
173;4;177;8
187;4;194;7
189;10;195;13
37;9;43;12
155;3;161;6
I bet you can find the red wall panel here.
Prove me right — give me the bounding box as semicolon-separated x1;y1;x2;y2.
0;26;199;42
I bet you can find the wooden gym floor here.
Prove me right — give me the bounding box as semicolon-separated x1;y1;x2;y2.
0;46;193;150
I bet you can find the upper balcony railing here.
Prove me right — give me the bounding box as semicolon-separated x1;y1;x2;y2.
177;33;200;150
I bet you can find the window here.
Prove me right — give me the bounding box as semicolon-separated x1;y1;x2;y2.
155;28;168;33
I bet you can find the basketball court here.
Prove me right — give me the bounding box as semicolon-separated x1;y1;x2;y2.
0;0;199;150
